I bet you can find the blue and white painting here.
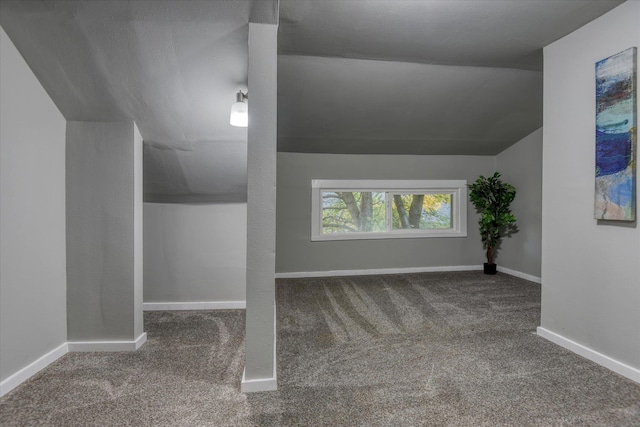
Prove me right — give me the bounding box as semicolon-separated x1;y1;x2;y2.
595;47;637;221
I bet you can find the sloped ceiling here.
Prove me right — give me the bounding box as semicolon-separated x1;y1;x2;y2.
0;0;623;202
0;0;277;203
277;0;624;155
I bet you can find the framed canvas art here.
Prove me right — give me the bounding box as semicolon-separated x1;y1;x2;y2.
595;47;637;221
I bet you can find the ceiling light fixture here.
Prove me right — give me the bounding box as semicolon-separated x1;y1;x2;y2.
230;90;248;127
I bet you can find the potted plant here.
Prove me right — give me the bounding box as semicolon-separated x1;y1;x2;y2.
468;172;517;274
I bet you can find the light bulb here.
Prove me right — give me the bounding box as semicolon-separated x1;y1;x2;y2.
230;91;248;127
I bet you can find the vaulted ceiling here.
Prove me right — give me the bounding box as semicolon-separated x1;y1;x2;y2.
0;0;624;202
277;0;623;155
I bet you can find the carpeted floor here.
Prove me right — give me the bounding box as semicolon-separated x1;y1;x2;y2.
1;272;639;426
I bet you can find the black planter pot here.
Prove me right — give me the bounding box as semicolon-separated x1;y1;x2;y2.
484;263;497;275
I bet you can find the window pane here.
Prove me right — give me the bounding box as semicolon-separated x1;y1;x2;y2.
311;179;466;241
322;191;385;234
391;193;452;230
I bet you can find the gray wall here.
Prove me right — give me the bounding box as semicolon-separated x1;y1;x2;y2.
66;121;143;341
244;23;278;386
0;27;67;382
496;128;543;278
541;1;640;370
276;153;496;273
144;203;247;303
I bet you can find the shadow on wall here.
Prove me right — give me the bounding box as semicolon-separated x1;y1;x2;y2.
143;142;248;204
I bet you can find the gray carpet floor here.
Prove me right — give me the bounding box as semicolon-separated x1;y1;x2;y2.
1;272;639;426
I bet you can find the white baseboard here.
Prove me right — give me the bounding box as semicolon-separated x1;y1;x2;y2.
275;265;483;279
496;266;541;284
241;301;278;393
0;342;69;398
2;333;148;397
67;333;147;352
240;369;278;393
537;327;640;384
143;301;246;311
276;265;542;284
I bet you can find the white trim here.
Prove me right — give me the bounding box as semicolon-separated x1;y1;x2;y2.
273;299;277;389
311;179;467;241
241;302;278;393
311;229;467;241
143;301;246;311
240;369;278;393
275;265;544;282
496;266;541;284
67;333;147;352
312;179;467;189
276;265;483;279
0;343;69;398
1;334;148;396
537;327;640;384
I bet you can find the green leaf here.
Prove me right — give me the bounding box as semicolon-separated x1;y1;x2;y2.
468;172;517;263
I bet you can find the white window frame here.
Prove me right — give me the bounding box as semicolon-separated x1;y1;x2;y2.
311;179;467;241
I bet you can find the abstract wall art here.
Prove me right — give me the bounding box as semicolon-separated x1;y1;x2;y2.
595;47;637;221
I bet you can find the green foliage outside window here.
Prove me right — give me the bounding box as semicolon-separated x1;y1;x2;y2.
391;194;452;230
321;192;452;234
322;192;385;233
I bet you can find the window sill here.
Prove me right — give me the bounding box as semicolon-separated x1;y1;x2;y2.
311;229;467;241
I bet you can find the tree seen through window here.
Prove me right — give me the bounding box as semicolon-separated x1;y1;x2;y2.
321;192;452;234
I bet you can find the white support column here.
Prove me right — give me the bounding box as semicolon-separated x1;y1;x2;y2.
242;22;278;392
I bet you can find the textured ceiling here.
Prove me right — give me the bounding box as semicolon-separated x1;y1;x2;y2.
278;55;542;155
277;0;624;155
0;0;277;203
279;0;624;71
0;0;277;147
0;0;624;202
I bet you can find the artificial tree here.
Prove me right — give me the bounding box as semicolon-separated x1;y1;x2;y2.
468;172;517;274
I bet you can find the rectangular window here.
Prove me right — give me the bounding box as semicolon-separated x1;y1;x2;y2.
311;180;467;241
390;193;453;230
321;191;386;234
